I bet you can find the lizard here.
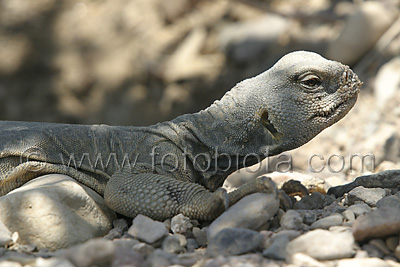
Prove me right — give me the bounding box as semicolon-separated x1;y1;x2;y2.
0;51;362;221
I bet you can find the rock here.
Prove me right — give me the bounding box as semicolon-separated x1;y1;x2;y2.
369;239;391;255
395;244;400;261
352;207;400;242
207;192;279;240
112;247;144;267
162;234;187;254
362;244;384;258
345;186;388;207
386;236;399;251
186;238;199;252
0;174;116;250
203;254;273;267
271;230;301;242
112;239;140;249
336;257;390;267
310;213;344;229
218;14;290;63
171;214;193;235
326;1;396;65
207;228;263;257
143;249;180;267
0;262;23;267
302;211;317;225
192;227;207;247
35;257;75;267
286;229;355;261
262;235;289;260
377;196;400;209
342;209;356;225
280;210;304;231
104;219;129;240
293;192;335;210
287;253;326;267
347;203;372;217
64;238;115;267
328;170;400;197
0;219;12;247
375;57;400;110
128;214;168;244
132;242;155;256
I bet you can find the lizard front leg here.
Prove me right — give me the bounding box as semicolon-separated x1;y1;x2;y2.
104;168;277;221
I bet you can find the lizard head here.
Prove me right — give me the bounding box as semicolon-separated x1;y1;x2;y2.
256;51;362;154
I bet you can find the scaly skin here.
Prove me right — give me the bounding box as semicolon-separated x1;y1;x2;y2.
0;51;362;220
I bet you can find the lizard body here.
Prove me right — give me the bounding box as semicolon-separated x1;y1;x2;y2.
0;51;361;220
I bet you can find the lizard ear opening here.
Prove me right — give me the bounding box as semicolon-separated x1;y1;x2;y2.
261;111;283;141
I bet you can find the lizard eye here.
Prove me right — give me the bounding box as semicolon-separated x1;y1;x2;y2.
299;74;322;90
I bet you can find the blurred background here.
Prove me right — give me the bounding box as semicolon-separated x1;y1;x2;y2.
0;0;399;183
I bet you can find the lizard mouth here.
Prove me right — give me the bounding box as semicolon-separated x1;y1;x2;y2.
261;111;283;141
312;93;358;121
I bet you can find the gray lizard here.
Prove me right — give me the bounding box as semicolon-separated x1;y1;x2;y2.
0;51;361;221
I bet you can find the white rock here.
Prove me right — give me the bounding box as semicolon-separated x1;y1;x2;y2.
171;214;192;235
286;229;355;261
207;192;279;240
0;174;116;250
128;214;168;244
336;257;390;267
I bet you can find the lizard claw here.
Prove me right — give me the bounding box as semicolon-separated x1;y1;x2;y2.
215;188;229;211
256;175;279;198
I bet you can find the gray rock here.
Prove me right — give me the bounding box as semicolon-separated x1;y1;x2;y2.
112;239;140;249
144;249;180;267
171;214;192;235
362;244;384;258
280;210;304;230
271;230;301;241
286;229;355;261
352;207;400;242
207;228;263;257
302;211;317;225
310;213;343;229
345;186;388;207
328;170;400;197
293;192;335;210
203;254;273;267
377;195;400;209
263;235;289;260
347;203;372;217
112;247;144;267
64;238;115;267
128;214;168;244
207;192;279;240
386;235;399;251
336;258;390;267
132;242;155;256
369;239;391;255
342;209;356;225
218;14;290;64
0;174;116;250
186;238;199;252
192;227;207;247
162;234;187;254
326;1;396;65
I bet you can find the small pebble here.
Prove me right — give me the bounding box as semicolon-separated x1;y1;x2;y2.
171;214;192;235
207;228;263;257
310;213;343;229
385;236;399;251
128;215;168;244
280;210;304;230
